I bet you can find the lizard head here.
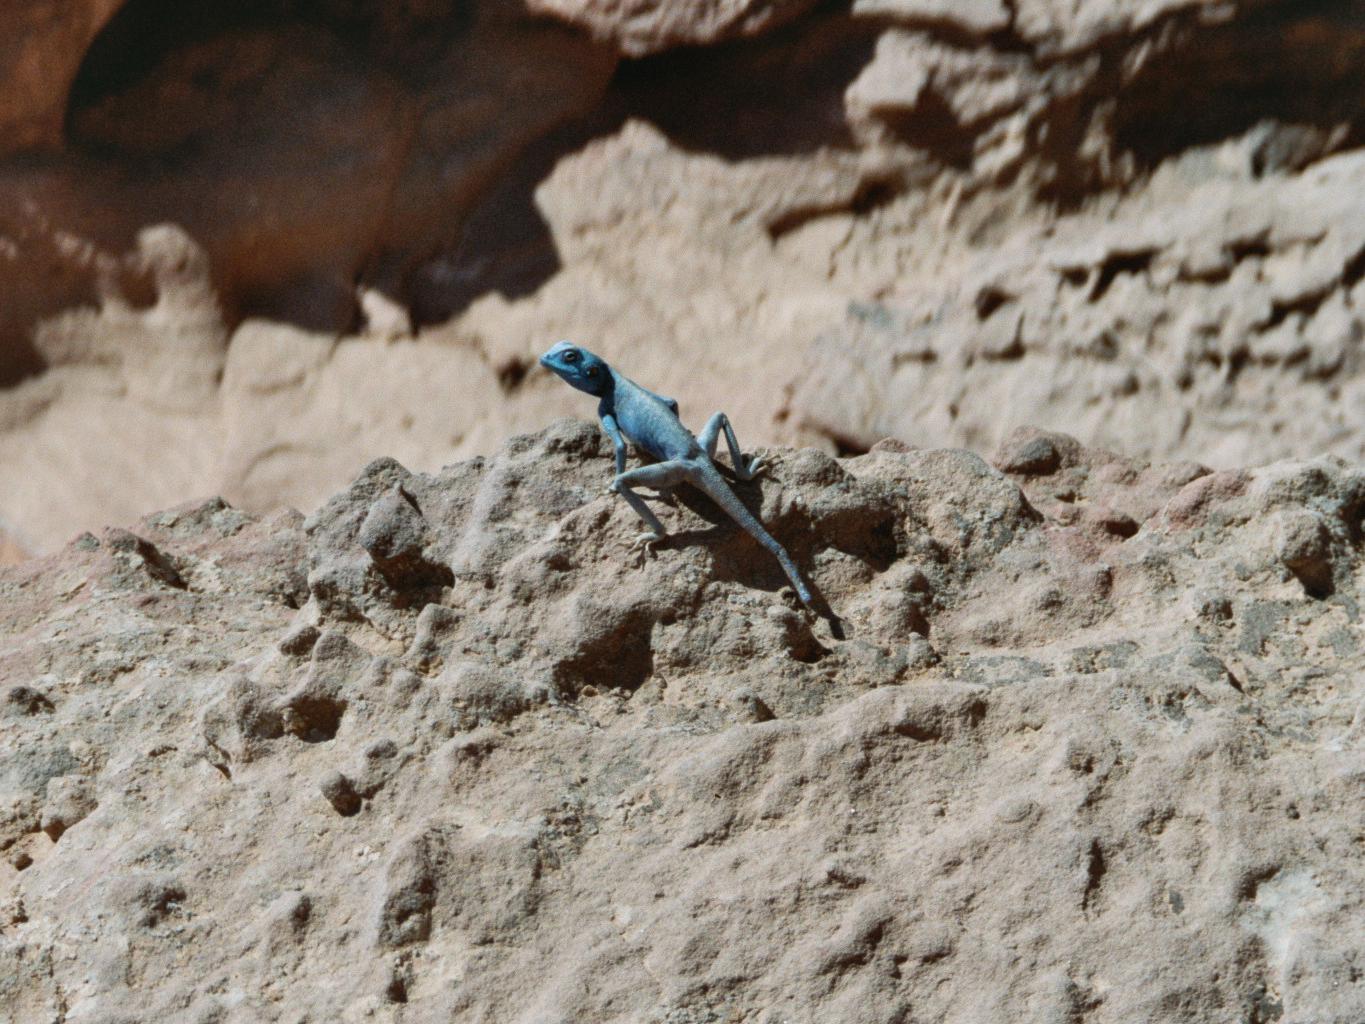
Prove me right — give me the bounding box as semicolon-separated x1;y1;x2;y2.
539;340;612;396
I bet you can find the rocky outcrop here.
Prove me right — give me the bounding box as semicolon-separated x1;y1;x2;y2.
790;148;1365;465
526;0;821;55
0;0;618;356
1;0;1363;560
2;425;1361;1021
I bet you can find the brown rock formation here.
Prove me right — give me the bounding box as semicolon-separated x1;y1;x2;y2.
0;0;125;153
0;0;618;354
1;0;1362;563
525;0;821;55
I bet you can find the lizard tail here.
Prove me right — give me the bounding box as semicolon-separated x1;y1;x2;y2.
695;464;814;607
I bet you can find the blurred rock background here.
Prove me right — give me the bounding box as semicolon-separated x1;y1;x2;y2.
2;0;1363;559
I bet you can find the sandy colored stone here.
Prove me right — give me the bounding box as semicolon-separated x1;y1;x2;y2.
852;0;1011;34
0;0;1362;575
527;0;820;55
1013;0;1235;54
790;149;1365;470
1;425;1362;1021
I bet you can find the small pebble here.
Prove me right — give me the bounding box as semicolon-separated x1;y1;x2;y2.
320;772;362;817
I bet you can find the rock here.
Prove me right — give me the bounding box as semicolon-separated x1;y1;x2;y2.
3;685;54;716
844;29;1044;151
2;1;1365;565
0;428;1359;1021
101;528;186;589
278;632;369;743
527;0;820;56
731;688;776;722
358;485;450;589
259;891;313;957
319;771;362;817
993;428;1084;476
852;0;1011;34
904;633;939;670
0;0;1363;1017
199;674;285;768
4;425;1359;1020
1274;510;1334;595
39;775;97;841
375;828;443;949
441;662;548;727
118;875;189;929
406;604;463;671
1163;471;1251;529
359;486;428;573
0;743;80;804
277;621;321;658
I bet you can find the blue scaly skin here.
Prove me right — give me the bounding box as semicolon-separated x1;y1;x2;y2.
539;340;815;608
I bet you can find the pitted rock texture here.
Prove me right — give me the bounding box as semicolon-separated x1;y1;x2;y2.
2;424;1361;1022
790;152;1365;468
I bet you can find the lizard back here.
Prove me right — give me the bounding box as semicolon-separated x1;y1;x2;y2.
610;375;701;463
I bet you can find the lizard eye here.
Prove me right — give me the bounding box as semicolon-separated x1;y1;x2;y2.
563;350;579;364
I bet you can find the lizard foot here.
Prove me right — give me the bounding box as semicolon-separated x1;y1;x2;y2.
628;531;664;566
741;453;769;480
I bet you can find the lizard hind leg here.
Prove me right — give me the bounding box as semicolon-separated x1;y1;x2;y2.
698;412;766;481
610;461;692;563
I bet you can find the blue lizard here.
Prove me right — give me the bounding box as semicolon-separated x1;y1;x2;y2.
539;340;815;608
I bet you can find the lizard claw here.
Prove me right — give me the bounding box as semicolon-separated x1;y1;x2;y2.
628;531;663;566
742;453;769;480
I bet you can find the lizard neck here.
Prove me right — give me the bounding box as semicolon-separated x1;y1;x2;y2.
588;366;619;400
567;362;615;398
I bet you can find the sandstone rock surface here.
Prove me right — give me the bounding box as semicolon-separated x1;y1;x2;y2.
526;0;820;55
2;0;1363;558
2;425;1361;1022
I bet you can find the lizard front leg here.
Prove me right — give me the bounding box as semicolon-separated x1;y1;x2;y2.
698;412;766;481
599;409;629;476
599;410;675;504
